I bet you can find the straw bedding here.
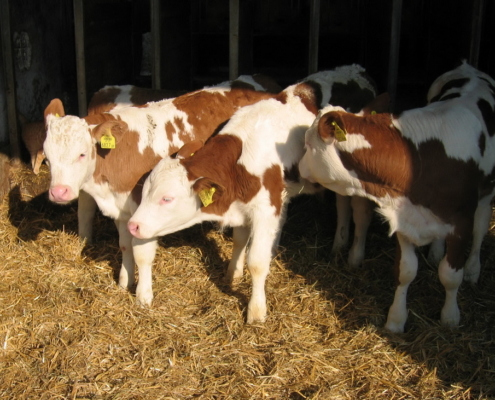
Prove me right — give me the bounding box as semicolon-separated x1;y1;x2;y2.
0;161;494;399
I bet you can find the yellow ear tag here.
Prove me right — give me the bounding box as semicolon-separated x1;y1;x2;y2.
332;121;347;142
198;187;216;207
371;110;377;115
100;129;116;149
55;113;60;118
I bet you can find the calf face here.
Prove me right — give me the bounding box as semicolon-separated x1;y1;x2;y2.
44;100;97;204
128;157;203;239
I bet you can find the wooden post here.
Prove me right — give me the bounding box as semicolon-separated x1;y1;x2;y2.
229;0;240;80
469;0;484;68
0;0;20;160
308;0;320;75
73;0;87;116
151;0;161;89
387;0;402;111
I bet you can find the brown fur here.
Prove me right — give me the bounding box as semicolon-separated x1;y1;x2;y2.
182;135;262;216
320;110;484;269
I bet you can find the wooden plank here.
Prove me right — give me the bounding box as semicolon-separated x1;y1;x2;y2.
387;0;402;111
73;0;87;116
469;0;484;68
0;0;20;160
151;0;161;89
229;0;239;80
308;0;320;75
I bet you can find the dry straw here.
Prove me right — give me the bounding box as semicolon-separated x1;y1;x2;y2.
0;162;494;399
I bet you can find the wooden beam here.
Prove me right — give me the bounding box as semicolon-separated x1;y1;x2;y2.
73;0;87;116
151;0;161;89
0;0;20;160
387;0;402;111
469;0;484;68
308;0;320;75
229;0;240;80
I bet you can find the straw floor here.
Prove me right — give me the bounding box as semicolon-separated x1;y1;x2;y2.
0;161;494;399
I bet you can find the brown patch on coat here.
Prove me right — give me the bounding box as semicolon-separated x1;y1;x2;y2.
292;82;321;115
84;87;272;199
87;86;185;116
263;164;284;215
182;134;262;216
320;110;483;269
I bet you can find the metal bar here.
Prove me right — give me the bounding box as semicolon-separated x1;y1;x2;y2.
73;0;87;116
387;0;402;111
308;0;320;75
0;0;20;159
229;0;240;80
151;0;161;89
469;0;484;68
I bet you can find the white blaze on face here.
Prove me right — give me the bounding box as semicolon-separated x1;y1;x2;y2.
128;157;202;239
44;114;96;204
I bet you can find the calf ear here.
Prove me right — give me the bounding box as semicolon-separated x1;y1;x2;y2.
176;140;205;159
91;120;128;146
44;99;65;120
361;92;390;115
192;177;224;208
318;112;347;143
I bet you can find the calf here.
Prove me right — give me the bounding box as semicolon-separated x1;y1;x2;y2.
19;116;46;175
298;62;495;332
127;65;378;323
43;78;282;306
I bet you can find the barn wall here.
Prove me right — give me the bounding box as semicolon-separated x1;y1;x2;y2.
1;0;494;156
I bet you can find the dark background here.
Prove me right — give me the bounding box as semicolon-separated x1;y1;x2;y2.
1;0;494;154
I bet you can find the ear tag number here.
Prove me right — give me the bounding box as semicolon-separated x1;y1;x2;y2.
332;121;347;142
198;187;216;207
101;129;116;149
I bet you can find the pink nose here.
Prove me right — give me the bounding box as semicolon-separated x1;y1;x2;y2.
49;185;74;203
128;221;140;237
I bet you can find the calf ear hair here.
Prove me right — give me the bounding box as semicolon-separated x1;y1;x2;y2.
91;120;129;145
361;92;390;115
176;140;205;159
44;99;66;120
318;112;345;143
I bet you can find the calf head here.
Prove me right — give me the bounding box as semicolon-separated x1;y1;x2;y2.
127;154;204;239
44;98;129;204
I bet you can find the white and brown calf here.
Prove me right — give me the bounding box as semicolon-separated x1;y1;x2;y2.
128;65;378;323
43;83;277;306
299;62;495;332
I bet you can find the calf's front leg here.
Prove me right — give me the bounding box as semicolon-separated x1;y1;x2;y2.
132;236;158;306
348;196;373;267
116;219;135;290
385;233;417;333
245;214;279;323
226;226;250;283
77;190;97;243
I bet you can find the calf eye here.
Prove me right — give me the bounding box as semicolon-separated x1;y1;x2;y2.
160;197;173;205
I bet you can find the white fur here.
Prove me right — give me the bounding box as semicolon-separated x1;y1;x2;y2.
300;64;495;332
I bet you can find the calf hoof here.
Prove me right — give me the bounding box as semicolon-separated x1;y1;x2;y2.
441;306;460;328
384;320;405;333
246;303;267;324
136;290;153;307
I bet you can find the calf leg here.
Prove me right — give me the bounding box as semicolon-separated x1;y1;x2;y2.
116;219;136;290
78;190;97;243
226;225;250;283
245;214;279;323
464;195;492;283
385;233;417;333
132;236;158;306
427;239;445;266
348;196;373;267
332;194;351;254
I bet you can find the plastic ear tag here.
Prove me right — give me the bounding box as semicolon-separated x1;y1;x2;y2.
332;121;347;142
100;129;116;149
55;113;60;118
198;187;216;207
371;110;377;115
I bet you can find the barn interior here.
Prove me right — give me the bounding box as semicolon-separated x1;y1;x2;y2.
1;2;495;399
1;0;494;162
